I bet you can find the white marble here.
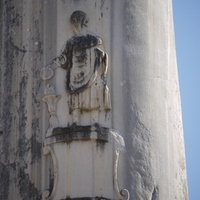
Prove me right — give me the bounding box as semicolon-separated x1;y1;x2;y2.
0;0;188;200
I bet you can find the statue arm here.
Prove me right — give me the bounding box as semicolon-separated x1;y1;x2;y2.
102;52;108;77
95;47;108;76
52;42;70;70
41;42;70;81
53;55;66;67
95;47;109;84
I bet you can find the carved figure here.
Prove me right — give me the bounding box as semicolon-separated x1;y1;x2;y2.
53;10;111;124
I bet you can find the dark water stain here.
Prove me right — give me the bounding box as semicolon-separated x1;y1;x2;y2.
0;162;9;200
0;162;42;200
18;167;42;200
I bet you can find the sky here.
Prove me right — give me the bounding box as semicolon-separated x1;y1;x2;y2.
173;1;200;199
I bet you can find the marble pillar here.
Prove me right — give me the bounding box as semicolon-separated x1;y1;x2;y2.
0;0;188;200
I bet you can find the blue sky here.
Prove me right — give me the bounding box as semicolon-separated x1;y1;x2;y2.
173;1;200;199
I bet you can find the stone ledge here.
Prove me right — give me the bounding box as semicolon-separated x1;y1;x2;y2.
61;197;111;200
53;124;109;136
44;124;109;145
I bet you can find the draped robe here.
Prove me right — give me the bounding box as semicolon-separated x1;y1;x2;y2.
54;34;111;113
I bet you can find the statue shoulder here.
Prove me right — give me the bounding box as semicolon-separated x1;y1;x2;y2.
71;34;102;50
86;34;102;45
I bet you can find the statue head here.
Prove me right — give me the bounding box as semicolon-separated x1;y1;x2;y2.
70;10;88;34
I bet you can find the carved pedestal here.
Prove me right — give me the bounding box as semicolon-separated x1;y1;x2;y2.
42;125;129;200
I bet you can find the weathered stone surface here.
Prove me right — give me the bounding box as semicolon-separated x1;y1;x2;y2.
0;0;54;199
0;0;188;199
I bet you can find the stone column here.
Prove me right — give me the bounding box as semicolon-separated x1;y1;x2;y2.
0;0;188;200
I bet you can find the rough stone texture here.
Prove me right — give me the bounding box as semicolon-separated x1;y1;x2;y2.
0;0;56;199
0;0;188;200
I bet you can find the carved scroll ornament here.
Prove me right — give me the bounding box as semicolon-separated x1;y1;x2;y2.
114;150;130;200
42;146;58;200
